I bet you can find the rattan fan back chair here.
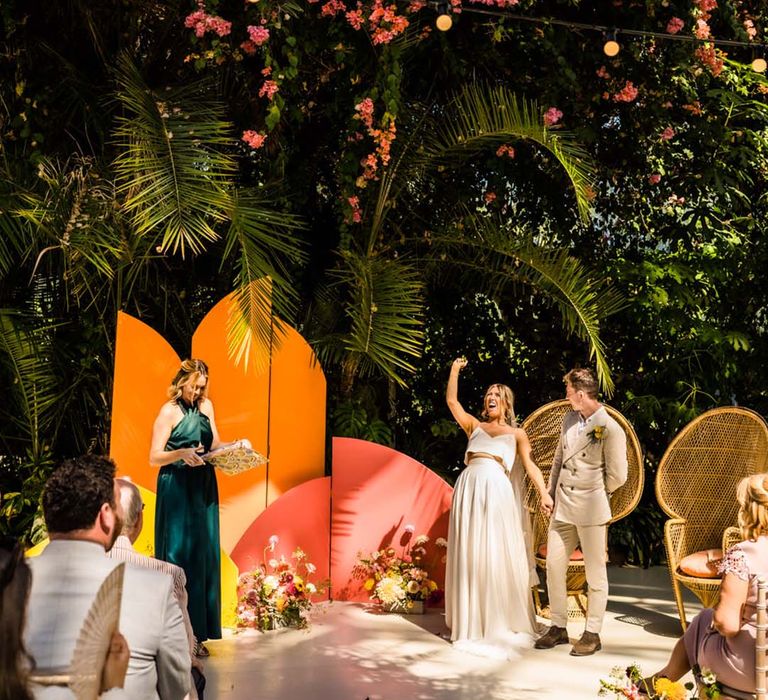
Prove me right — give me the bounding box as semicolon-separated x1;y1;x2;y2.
522;399;644;618
655;407;768;631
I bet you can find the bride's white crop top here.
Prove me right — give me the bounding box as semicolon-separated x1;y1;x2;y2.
464;426;518;472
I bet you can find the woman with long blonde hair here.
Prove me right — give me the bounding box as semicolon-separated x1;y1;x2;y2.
149;359;236;657
444;358;553;658
643;472;768;694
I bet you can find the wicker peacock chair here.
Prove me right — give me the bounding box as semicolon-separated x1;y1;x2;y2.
522;399;644;618
655;407;768;631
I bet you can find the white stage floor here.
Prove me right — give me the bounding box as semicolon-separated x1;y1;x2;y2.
203;566;700;700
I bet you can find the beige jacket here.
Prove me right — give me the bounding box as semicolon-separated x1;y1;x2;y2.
547;406;628;526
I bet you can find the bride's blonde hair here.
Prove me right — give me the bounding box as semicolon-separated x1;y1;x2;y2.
480;383;517;427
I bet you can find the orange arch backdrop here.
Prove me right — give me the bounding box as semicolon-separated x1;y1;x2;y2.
109;291;452;626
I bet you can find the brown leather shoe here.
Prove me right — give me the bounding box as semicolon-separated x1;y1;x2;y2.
569;631;601;656
533;625;569;649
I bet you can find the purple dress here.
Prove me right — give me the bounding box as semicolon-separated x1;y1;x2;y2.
683;536;768;693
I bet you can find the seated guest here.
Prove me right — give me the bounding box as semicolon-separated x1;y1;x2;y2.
643;473;768;695
109;478;205;699
0;539;129;699
25;455;191;700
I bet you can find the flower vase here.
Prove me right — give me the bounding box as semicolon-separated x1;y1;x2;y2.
383;599;425;615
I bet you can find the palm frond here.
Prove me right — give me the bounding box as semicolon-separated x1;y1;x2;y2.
0;311;63;451
223;191;306;371
424;83;596;222
433;217;625;395
113;54;236;258
331;249;425;387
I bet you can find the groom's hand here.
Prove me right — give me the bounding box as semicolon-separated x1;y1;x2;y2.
539;492;554;516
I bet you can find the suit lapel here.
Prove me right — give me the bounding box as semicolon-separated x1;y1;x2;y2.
562;406;607;463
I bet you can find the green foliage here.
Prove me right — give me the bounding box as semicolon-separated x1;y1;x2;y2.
333;399;394;446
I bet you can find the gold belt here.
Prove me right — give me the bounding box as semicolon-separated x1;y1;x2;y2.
467;451;506;470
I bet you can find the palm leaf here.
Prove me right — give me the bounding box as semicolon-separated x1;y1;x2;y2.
423;83;596;222
222;190;306;371
433;217;625;395
113;54;235;258
327;249;424;387
0;311;63;451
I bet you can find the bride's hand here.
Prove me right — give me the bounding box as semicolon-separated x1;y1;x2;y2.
539;491;554;516
452;357;468;372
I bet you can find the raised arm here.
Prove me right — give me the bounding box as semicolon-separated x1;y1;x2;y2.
149;403;205;467
446;358;478;436
516;429;554;515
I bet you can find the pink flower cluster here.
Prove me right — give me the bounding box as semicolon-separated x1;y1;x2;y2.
543;107;563;127
259;80;280;100
321;0;347;16
743;19;757;40
613;81;638;103
347;195;362;223
695;18;711;39
247;25;270;46
648;173;661;185
496;144;515;158
596;65;610;79
184;9;232;38
369;1;410;45
695;44;724;76
484;191;497;203
242;130;266;150
353;97;397;184
660;126;675;141
666;17;684;34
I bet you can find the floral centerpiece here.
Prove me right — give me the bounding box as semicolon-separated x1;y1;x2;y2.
599;664;721;700
352;525;446;612
236;535;323;631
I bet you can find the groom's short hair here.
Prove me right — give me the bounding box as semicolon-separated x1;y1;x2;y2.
564;368;598;399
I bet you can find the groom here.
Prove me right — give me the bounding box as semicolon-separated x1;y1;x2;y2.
534;367;628;656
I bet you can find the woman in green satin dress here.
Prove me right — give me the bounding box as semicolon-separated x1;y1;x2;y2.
150;358;233;656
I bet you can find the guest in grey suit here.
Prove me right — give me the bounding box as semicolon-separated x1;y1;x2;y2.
534;368;628;656
25;455;191;700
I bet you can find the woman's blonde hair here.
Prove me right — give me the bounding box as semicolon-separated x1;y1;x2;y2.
737;473;768;541
480;383;517;427
167;359;209;403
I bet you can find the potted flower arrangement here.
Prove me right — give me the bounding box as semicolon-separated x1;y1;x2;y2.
352;525;446;614
599;664;721;700
236;535;323;631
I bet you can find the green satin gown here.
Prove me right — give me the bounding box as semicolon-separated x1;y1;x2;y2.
155;399;222;641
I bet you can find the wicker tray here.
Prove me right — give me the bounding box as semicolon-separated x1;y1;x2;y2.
203;441;267;476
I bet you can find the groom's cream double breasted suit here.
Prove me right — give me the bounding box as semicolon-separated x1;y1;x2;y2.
546;406;628;633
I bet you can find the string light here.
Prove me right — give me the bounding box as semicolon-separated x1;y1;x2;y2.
603;31;620;57
425;2;768;57
435;2;452;31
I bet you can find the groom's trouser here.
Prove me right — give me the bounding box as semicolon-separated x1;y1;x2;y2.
546;519;608;634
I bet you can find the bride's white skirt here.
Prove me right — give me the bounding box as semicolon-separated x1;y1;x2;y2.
445;458;540;659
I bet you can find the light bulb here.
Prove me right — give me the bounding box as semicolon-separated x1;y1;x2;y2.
603;39;620;57
436;13;452;31
752;57;767;73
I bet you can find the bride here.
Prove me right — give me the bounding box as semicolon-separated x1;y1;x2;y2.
444;357;553;658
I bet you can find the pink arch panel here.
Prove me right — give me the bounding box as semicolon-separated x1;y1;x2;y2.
329;437;452;602
230;477;331;600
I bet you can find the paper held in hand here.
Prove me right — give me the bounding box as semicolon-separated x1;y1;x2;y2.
202;439;267;476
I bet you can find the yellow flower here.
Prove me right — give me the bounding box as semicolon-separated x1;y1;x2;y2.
364;578;375;591
428;580;438;591
653;678;687;700
406;580;420;595
275;596;286;613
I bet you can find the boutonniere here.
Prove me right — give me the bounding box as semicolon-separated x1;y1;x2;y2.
587;425;607;442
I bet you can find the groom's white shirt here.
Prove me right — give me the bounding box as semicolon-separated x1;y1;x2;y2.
26;539;191;700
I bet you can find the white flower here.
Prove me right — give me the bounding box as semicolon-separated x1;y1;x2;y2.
305;562;317;574
435;537;448;548
268;558;278;568
404;524;415;533
306;582;317;594
700;668;717;686
268;534;279;551
413;535;429;545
